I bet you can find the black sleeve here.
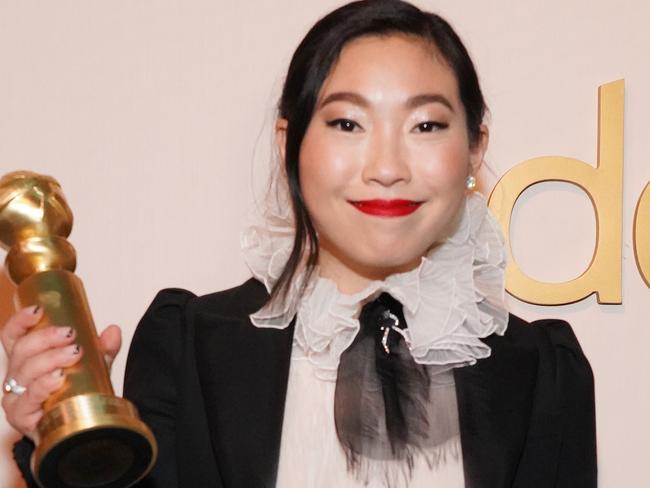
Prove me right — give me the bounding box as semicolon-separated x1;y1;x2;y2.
12;436;37;487
538;320;598;487
124;288;196;488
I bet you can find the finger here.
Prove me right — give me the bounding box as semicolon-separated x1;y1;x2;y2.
10;325;76;375
3;369;65;428
22;368;66;406
2;388;43;438
21;410;43;439
1;389;41;438
12;344;82;386
1;305;43;355
3;395;43;439
99;325;122;369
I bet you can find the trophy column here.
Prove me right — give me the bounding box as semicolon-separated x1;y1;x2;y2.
0;171;157;488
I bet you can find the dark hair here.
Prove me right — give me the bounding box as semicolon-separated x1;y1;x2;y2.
271;0;487;303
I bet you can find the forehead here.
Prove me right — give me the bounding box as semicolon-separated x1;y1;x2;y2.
318;34;460;104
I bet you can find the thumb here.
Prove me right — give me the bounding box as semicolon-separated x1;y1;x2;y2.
98;324;122;370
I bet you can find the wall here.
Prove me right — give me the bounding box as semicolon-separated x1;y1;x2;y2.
1;1;648;485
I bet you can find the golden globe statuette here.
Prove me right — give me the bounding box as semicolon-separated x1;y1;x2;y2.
0;171;157;488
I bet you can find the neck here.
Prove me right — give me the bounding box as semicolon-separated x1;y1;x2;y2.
316;246;421;295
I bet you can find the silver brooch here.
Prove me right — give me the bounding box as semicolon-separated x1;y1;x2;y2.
379;309;400;354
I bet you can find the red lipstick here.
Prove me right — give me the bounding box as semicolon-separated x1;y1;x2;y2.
350;199;422;217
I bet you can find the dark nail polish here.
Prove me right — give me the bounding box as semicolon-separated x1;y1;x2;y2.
73;344;80;354
66;328;74;338
33;305;40;314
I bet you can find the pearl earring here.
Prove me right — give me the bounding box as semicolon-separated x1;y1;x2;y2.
466;175;477;190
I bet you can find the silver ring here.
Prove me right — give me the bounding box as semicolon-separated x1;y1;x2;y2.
3;377;27;396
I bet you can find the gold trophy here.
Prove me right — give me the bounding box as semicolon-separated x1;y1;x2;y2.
0;171;157;487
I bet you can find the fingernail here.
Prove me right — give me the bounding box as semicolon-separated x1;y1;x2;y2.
51;369;64;379
57;327;74;338
65;344;81;355
33;305;41;314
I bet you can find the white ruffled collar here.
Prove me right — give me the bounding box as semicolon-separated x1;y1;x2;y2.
241;192;509;380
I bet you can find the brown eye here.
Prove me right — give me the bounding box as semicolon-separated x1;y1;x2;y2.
326;119;362;132
414;121;448;133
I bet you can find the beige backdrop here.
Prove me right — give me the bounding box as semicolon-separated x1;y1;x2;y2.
1;0;648;486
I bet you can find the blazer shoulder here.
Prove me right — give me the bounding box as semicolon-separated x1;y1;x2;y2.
501;313;595;425
191;277;269;318
138;277;265;321
126;278;265;383
504;314;591;365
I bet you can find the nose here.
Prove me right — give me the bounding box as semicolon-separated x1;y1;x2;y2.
361;128;411;187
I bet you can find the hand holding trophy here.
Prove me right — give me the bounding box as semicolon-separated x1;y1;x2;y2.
0;171;156;488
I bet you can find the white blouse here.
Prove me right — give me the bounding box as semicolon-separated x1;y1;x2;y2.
275;357;465;487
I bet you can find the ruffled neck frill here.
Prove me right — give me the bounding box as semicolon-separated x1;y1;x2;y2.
241;192;509;381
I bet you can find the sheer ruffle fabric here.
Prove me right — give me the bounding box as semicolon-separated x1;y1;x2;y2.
241;192;508;487
242;192;509;378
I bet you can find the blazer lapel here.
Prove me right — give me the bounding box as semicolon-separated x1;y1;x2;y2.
454;329;539;488
193;286;295;488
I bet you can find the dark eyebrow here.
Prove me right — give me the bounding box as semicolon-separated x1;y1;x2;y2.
406;94;454;112
318;92;369;109
317;91;455;112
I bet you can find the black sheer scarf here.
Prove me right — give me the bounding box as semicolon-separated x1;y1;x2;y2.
334;293;461;486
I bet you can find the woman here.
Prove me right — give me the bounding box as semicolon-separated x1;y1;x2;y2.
2;1;596;487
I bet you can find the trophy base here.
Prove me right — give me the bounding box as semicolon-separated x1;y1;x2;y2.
32;393;157;488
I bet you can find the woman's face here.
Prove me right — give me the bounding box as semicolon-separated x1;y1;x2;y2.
290;34;487;293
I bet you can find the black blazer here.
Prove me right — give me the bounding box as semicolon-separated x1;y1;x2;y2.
14;278;597;487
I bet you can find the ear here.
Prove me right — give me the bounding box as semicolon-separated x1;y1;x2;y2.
275;118;288;165
468;124;489;176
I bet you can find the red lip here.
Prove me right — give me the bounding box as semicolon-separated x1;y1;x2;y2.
349;199;422;217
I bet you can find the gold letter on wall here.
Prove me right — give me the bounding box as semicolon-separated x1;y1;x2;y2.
488;80;624;305
634;183;650;287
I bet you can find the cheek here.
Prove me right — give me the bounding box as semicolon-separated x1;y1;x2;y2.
298;126;359;200
413;140;470;190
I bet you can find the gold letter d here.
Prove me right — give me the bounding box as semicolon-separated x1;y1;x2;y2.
488;80;624;305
